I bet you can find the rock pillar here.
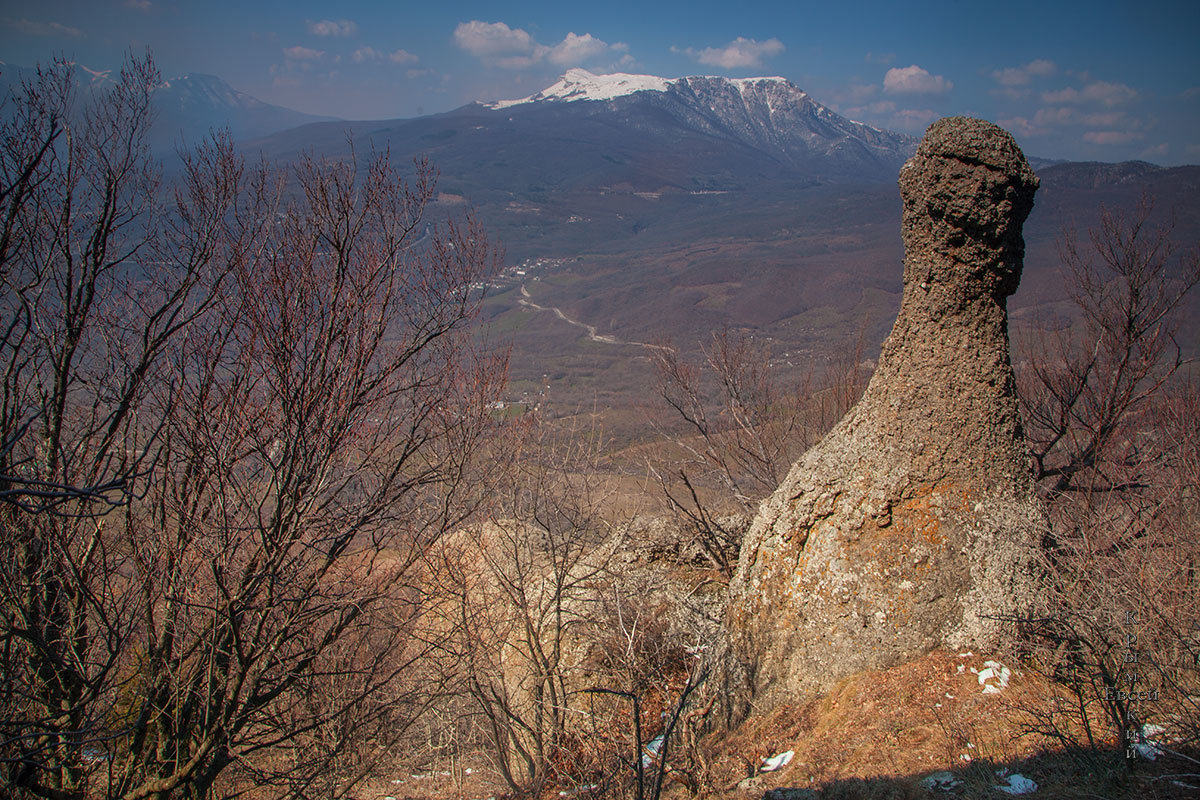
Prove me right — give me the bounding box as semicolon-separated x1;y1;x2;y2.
726;117;1045;703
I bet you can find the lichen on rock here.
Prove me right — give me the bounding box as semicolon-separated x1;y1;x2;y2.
725;117;1046;705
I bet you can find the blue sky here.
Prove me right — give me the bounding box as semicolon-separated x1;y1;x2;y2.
2;0;1198;164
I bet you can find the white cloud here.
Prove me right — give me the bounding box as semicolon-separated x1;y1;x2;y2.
991;59;1055;87
548;33;610;66
845;100;897;118
844;83;879;103
283;46;325;61
1034;106;1075;126
890;108;939;130
883;65;952;95
1041;87;1080;104
1082;81;1137;106
454;20;543;58
677;37;785;69
1084;130;1143;145
8;18;83;37
307;19;357;37
353;47;419;65
998;116;1044;137
1081;111;1127;127
453;20;625;70
1042;80;1136;106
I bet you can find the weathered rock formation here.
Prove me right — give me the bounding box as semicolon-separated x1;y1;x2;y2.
726;117;1046;704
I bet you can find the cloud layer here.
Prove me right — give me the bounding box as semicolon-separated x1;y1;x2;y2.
991;59;1055;87
7;18;84;38
454;20;627;70
676;37;785;69
1042;80;1137;106
307;19;357;37
353;46;418;65
883;65;952;94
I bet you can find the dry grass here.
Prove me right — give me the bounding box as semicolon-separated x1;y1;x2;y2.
693;650;1199;800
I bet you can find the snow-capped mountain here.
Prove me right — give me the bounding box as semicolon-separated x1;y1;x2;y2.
0;63;335;146
481;69;916;176
487;69;673;108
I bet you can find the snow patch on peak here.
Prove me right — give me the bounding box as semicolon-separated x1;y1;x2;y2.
488;69;671;109
729;76;790;87
485;70;812;110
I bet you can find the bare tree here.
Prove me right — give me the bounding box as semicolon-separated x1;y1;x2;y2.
582;563;721;799
1013;378;1200;768
0;54;504;799
435;414;621;794
1011;200;1200;773
1018;197;1200;495
0;55;247;798
649;328;867;575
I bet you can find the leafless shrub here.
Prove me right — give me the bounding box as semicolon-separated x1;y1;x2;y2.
649;328;868;577
580;562;724;799
432;412;625;794
1019;197;1200;496
0;54;504;798
1012;200;1200;774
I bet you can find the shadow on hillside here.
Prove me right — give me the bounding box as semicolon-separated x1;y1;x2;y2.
753;743;1200;800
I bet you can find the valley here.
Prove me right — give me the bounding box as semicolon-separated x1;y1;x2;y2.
4;53;1198;800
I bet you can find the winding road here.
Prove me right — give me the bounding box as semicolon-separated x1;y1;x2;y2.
517;285;671;351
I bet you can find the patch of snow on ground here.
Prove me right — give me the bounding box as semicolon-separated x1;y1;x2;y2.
1135;723;1166;760
760;750;794;772
993;771;1037;794
977;660;1011;694
919;771;962;791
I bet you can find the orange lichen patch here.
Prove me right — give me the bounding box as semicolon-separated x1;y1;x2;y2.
860;483;978;561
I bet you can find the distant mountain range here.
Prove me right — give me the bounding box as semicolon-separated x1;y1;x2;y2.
243;70;1198;424
0;62;337;146
485;68;919;178
151;72;337;144
253;68;919;190
4;63;1194;428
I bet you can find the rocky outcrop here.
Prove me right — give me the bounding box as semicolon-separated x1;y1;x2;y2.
726;117;1046;704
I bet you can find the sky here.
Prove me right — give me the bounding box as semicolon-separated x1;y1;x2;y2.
2;0;1199;164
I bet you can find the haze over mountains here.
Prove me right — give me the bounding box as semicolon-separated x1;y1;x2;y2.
6;62;1194;430
0;62;335;146
239;68;1196;426
254;67;919;190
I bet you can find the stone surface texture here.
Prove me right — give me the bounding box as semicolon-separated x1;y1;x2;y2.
725;117;1046;704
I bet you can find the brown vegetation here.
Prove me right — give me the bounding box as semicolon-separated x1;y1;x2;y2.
647;327;867;578
2;57;1197;800
1009;199;1200;779
1;55;503;798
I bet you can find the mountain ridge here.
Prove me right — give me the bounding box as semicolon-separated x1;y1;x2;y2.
476;69;917;178
0;62;337;145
